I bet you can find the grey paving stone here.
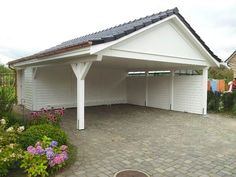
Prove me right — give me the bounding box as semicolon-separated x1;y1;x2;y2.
55;105;236;177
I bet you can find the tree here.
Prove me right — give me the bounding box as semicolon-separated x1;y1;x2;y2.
208;66;233;83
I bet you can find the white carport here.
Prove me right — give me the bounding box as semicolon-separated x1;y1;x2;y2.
9;8;220;130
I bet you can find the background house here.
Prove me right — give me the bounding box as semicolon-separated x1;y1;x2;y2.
226;51;236;78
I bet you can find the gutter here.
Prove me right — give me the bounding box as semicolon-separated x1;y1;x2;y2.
220;62;230;69
8;41;92;65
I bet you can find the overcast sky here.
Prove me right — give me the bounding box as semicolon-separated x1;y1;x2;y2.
0;0;235;63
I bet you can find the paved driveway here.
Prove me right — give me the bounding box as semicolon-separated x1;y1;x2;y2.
58;105;236;177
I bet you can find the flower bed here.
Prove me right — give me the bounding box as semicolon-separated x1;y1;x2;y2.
30;108;65;126
0;107;76;177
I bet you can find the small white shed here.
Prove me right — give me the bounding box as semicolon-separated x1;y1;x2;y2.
9;8;221;130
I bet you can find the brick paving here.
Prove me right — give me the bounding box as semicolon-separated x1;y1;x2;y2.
58;105;236;177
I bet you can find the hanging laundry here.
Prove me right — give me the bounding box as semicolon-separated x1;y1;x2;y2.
208;80;211;91
217;80;225;92
210;80;218;92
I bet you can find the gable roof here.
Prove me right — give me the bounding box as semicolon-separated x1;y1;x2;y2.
225;50;236;63
9;7;221;65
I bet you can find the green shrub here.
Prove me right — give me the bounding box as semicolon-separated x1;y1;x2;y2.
207;91;222;111
20;124;67;149
0;86;16;117
3;112;28;128
223;92;234;111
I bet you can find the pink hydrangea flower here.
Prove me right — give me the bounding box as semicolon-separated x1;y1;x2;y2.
27;146;36;155
60;145;68;151
53;154;64;165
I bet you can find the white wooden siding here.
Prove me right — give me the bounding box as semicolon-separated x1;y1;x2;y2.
22;67;33;110
85;67;127;106
20;64;204;114
112;21;207;64
32;65;127;110
173;75;202;114
34;65;73;110
127;77;146;106
147;76;170;110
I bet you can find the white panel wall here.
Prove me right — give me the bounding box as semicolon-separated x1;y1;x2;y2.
147;76;170;110
22;67;33;110
173;75;202;114
34;65;74;110
127;77;146;106
85;67;127;106
31;65;127;110
113;21;206;62
20;64;203;114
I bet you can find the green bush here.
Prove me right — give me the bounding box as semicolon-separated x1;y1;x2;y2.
3;112;28;128
20;124;67;149
207;91;222;111
223;92;234;111
0;86;16;117
208;90;236;113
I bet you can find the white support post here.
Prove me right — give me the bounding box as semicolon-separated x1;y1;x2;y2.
145;71;149;106
71;62;92;130
202;67;209;115
32;67;38;79
77;79;85;129
170;70;175;110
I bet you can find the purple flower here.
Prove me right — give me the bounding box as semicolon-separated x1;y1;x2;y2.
35;145;45;155
45;147;54;159
50;140;58;147
61;151;68;161
27;146;36;155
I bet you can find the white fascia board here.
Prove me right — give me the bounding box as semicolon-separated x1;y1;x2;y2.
172;16;220;67
90;16;176;55
13;47;91;67
102;48;209;66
